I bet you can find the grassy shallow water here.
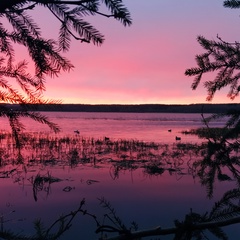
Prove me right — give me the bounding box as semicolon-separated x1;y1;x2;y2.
0;131;239;239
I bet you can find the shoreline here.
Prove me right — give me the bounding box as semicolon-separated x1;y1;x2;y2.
1;103;240;113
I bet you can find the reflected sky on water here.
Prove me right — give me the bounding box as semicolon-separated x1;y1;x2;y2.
0;112;239;239
0;112;228;143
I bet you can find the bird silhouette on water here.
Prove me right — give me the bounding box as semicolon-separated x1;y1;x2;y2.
74;130;80;134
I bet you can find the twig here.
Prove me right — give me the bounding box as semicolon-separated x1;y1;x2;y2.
105;216;240;240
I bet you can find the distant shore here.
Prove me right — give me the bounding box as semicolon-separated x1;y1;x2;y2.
2;103;240;113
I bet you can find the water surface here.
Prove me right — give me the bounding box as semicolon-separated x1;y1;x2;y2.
0;112;238;239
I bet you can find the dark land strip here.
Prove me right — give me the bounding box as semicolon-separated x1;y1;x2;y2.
1;103;240;113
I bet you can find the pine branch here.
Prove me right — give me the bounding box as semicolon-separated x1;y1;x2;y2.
224;0;240;8
186;35;240;100
102;215;240;240
0;0;132;136
97;197;128;233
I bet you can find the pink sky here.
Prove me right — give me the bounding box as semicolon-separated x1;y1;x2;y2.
15;0;240;104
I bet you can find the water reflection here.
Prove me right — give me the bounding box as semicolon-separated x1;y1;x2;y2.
29;172;62;202
0;131;239;239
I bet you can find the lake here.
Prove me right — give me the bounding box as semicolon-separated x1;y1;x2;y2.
0;112;227;142
0;112;239;239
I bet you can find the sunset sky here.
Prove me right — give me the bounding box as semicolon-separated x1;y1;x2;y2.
19;0;240;104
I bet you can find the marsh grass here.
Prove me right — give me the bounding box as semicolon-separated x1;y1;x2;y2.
0;130;206;179
0;131;240;239
29;172;62;201
0;131;171;163
181;127;238;140
3;130;238;194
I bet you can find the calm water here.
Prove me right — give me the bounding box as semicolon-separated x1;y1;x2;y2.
0;112;238;239
0;112;227;142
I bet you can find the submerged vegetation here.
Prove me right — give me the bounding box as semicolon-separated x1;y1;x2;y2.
0;129;239;239
0;130;187;165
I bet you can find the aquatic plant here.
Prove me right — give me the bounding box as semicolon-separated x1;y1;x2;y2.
0;130;239;239
29;172;62;201
0;131;220;188
143;163;165;176
181;127;238;140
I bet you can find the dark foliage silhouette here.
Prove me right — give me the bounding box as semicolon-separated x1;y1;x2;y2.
185;1;240;150
0;0;132;140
